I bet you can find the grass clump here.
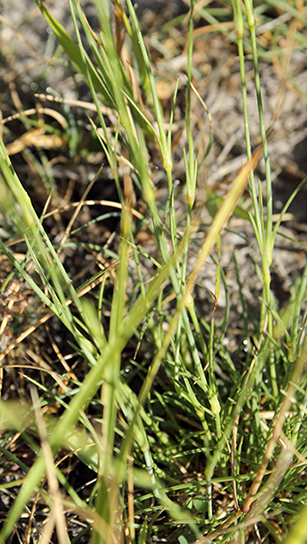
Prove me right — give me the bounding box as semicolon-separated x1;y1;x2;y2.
0;0;307;543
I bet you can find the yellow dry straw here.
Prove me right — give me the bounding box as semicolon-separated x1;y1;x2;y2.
184;144;264;304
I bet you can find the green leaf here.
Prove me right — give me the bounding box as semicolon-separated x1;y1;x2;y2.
34;0;114;108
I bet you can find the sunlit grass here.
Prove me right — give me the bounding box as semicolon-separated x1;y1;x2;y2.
0;1;307;543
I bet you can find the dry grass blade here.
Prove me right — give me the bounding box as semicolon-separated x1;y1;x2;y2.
184;144;264;300
5;128;66;155
43;199;144;221
195;333;307;544
241;336;307;515
57;164;104;250
31;387;68;544
0;261;119;365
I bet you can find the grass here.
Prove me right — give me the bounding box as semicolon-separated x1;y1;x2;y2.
0;0;307;542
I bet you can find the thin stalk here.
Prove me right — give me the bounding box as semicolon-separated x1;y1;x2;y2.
167;79;180;256
208;318;222;440
244;1;273;258
68;0;115;167
289;259;307;362
0;236;185;543
244;0;277;397
232;0;263;242
125;0;171;172
233;0;269;335
233;0;277;397
186;0;196;210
